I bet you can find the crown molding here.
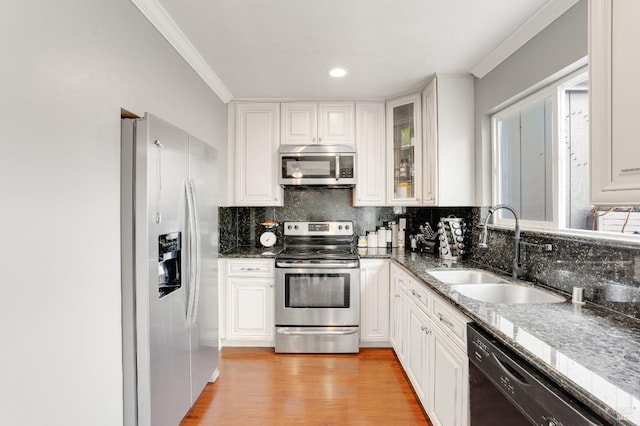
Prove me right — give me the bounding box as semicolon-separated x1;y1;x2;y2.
130;0;233;103
470;0;581;79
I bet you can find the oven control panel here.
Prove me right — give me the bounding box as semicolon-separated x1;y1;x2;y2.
283;221;353;236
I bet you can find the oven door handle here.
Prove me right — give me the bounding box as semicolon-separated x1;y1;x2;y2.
276;261;360;268
276;327;359;336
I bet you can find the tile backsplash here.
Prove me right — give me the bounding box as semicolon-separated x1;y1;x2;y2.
219;188;394;251
219;193;640;319
219;187;472;251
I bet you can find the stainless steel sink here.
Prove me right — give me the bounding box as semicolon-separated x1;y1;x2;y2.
427;269;510;284
451;283;566;304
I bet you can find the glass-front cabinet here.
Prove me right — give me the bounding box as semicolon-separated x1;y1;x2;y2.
386;93;422;205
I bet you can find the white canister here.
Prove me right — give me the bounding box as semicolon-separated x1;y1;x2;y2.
377;227;387;248
367;232;378;249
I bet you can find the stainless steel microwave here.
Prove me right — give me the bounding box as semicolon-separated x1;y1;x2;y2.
278;145;356;186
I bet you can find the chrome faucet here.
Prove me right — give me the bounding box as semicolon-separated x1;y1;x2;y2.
479;204;523;279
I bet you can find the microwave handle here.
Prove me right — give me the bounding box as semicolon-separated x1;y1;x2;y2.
335;154;340;181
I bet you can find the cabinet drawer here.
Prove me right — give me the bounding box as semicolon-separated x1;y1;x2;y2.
432;296;470;349
226;259;275;277
407;277;431;314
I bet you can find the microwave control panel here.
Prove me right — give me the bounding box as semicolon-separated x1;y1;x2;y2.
339;155;354;178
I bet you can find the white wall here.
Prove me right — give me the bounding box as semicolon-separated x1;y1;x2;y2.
474;0;587;205
0;1;227;424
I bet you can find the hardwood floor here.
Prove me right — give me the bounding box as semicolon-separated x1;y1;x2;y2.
182;347;432;425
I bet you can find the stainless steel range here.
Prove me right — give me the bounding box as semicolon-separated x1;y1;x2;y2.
275;221;360;353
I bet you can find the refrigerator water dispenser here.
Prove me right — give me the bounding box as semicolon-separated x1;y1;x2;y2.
158;232;181;298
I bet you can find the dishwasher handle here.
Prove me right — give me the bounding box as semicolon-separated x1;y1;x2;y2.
492;352;531;387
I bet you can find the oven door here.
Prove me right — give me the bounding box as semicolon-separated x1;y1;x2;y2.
275;265;360;327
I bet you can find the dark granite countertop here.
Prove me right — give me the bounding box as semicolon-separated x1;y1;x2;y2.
219;246;281;258
219;246;639;424
391;250;640;426
219;246;395;259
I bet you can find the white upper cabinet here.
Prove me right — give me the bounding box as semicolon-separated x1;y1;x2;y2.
422;74;475;206
280;102;317;145
386;93;423;206
353;102;386;206
590;0;640;205
281;101;355;145
319;102;355;144
233;103;283;206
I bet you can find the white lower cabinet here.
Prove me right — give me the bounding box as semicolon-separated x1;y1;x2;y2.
219;259;275;346
390;263;470;426
406;298;432;407
360;259;390;345
430;324;469;426
390;263;409;365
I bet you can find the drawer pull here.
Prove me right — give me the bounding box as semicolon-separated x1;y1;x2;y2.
620;167;640;174
421;325;431;335
438;313;454;329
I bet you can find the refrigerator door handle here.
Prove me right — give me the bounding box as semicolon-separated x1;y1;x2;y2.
188;178;202;326
184;179;198;326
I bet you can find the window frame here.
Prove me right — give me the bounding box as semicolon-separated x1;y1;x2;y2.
490;67;589;231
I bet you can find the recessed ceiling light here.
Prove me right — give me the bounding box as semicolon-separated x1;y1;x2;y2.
328;67;348;78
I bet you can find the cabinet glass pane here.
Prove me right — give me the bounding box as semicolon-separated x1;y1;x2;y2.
392;103;415;198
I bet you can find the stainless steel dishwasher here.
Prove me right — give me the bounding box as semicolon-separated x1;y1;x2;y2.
467;323;609;426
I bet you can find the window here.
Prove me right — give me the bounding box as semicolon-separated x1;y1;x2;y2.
491;68;601;233
493;91;555;227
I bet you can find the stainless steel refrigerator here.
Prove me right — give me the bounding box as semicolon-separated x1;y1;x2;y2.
121;113;219;426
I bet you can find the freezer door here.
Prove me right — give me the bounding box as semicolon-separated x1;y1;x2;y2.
138;114;192;426
188;136;220;403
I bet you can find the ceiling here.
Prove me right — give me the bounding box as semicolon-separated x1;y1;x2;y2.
143;0;575;101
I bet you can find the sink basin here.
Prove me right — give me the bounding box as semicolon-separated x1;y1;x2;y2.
451;283;566;304
427;269;510;284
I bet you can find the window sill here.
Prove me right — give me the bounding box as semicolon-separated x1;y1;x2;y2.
485;223;640;249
